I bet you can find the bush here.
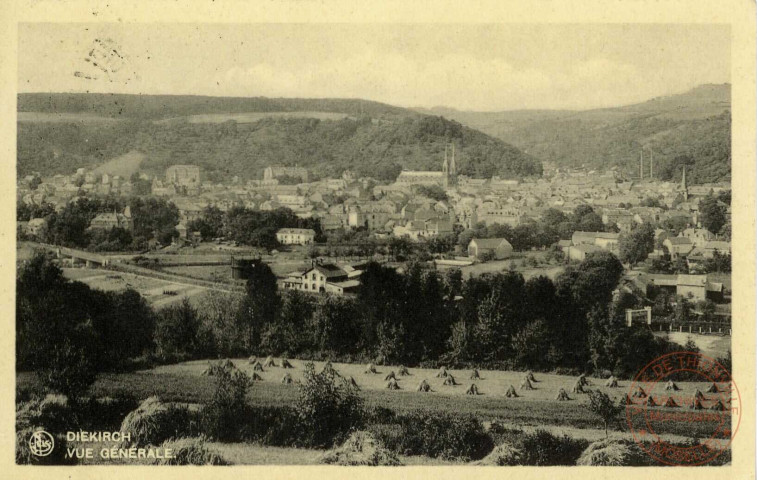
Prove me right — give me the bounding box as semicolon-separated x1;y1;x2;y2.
200;363;251;441
516;429;588;466
153;437;230;465
373;410;494;461
237;406;300;447
76;395;140;431
119;397;195;447
17;394;75;434
320;431;402;466
295;362;364;448
576;438;648;466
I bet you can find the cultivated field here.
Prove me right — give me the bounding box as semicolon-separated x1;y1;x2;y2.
61;267;213;307
17;112;124;123
148;358;734;411
156;111;352;124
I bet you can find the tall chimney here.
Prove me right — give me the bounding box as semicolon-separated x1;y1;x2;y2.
639;150;643;180
650;151;653;179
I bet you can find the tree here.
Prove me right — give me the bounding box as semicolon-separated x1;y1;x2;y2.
585;390;623;438
618;223;655;266
295;362;364;448
154;299;203;359
237;261;280;353
200;363;251;441
698;194;727;234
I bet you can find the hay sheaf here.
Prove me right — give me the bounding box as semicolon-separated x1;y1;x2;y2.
475;442;524;466
576;438;648;466
119;396;192;448
153;437;230;465
320;431;402;466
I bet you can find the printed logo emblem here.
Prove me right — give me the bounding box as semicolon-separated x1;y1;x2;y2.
28;430;54;457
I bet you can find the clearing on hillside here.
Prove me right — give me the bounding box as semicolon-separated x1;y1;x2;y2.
93;150;146;177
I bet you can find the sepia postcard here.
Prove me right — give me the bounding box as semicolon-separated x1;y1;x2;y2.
1;1;754;478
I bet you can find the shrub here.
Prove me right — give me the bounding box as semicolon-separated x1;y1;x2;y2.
517;429;588;466
576;438;648;466
200;363;251;441
237;406;301;447
120;396;195;447
376;410;493;461
77;395;140;431
153;437;230;465
585;390;624;437
17;394;75;434
295;362;364;448
320;431;402;466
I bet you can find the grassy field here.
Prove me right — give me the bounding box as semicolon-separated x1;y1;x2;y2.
18;357;734;440
17;112;124;123
156;111;352;124
655;332;731;359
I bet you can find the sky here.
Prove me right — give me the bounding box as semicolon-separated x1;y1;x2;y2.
18;23;730;111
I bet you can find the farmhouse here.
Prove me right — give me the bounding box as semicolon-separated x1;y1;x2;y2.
88;208;133;231
635;273;725;302
568;243;602;262
570;231;620;253
663;237;694;260
276;228;316;245
280;262;360;295
467;238;514;260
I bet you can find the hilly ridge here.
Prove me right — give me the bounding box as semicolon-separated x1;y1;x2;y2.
17;93;542;182
417;84;731;183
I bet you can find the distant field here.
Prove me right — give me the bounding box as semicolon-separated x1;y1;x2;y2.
162;265;230;282
61;267;213;307
157;111;352;124
656;332;731;359
458;259;563;280
92;150;146;177
17;112;124;123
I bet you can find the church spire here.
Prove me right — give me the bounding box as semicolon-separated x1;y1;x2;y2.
442;144;449;174
450;143;456;175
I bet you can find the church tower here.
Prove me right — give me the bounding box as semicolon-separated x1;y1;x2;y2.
442;145;449;174
681;165;689;201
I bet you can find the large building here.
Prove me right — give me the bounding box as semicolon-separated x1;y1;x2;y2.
166;165;201;186
276;228;316;245
263;165;309;183
394;144;458;188
280;262;361;295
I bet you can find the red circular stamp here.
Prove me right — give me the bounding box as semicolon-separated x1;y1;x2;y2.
625;351;740;466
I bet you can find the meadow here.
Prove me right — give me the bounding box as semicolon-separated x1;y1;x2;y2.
18;357;734;441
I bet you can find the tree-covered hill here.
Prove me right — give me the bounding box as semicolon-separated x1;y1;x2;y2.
418;84;731;184
17;94;542;181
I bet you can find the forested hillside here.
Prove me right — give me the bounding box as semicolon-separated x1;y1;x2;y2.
17;94;541;181
419;84;731;183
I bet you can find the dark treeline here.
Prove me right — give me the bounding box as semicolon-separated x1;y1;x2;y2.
189;205;323;248
17;249;693;399
18;199;322;252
